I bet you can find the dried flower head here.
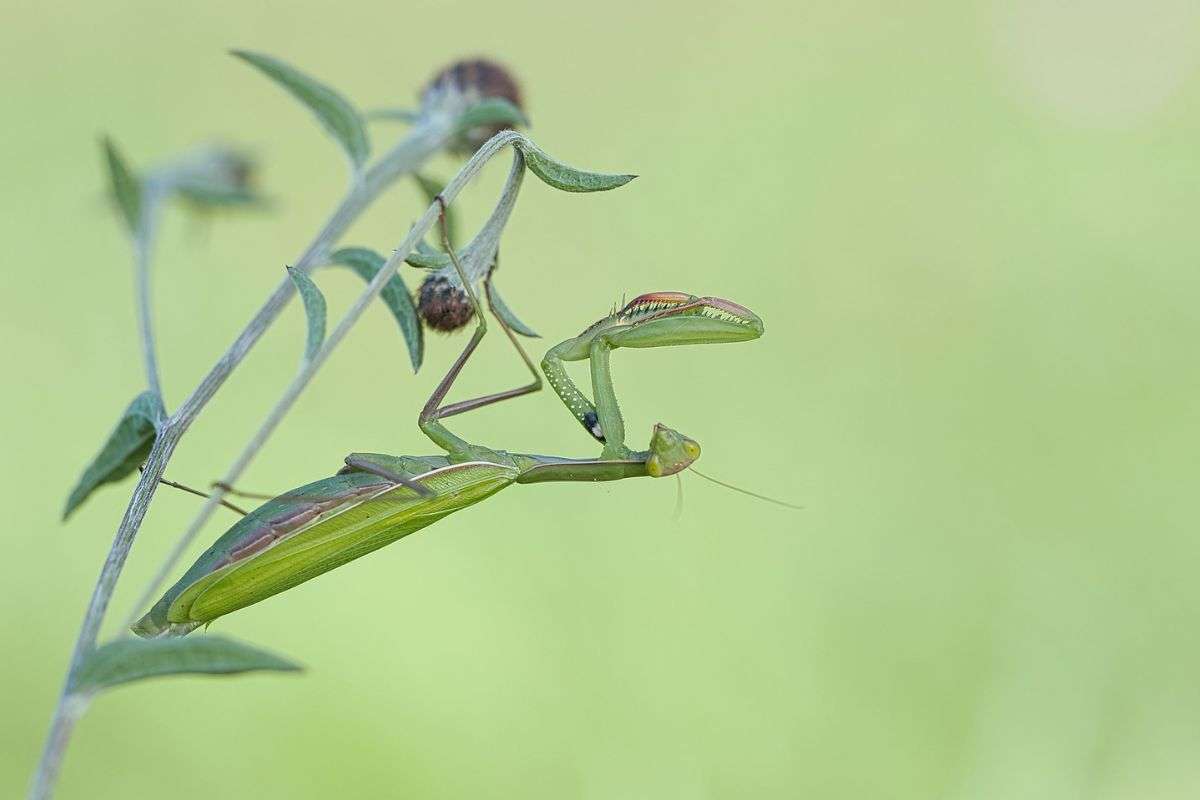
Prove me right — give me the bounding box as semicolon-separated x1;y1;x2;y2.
416;273;475;332
420;59;525;154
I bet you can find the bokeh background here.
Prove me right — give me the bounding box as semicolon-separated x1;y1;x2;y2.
5;1;1200;797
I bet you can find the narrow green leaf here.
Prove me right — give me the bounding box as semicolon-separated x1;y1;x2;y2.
287;267;326;364
175;182;264;208
101;137;142;233
231;50;370;170
329;248;423;371
412;173;457;249
365;107;420;123
73;635;301;692
404;240;451;270
64;391;164;520
487;280;539;338
456;98;529;136
515;140;636;193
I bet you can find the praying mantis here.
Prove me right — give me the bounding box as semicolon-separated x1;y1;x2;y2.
132;209;765;638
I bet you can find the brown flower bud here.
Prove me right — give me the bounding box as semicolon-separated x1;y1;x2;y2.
421;59;525;154
417;274;475;332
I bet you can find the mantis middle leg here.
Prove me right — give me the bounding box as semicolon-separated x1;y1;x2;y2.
418;198;543;455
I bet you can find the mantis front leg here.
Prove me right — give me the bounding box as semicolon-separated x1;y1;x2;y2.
540;292;765;458
539;332;633;459
418;198;543;457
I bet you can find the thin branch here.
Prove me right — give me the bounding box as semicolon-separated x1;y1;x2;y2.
133;190;165;400
30;119;454;800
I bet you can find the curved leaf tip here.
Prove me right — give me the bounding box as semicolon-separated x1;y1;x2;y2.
286;267;327;364
230;50;370;171
73;635;301;693
64;391;164;520
515;140;636;193
100;136;142;233
328;248;423;372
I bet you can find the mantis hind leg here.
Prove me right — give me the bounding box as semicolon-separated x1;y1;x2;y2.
419;199;542;455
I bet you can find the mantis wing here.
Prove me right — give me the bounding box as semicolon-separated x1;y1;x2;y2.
169;461;518;626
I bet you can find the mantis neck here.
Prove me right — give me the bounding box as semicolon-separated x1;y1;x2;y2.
510;450;651;484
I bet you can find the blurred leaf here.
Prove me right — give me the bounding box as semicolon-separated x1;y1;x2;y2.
404;240;451;270
456;98;529;136
365;107;420;123
231;50;370;170
73;635;301;692
487;280;539;338
413;173;457;248
287;267;326;364
101;136;141;233
515;140;636;193
64;391;164;520
329;248;423;371
175;182;263;209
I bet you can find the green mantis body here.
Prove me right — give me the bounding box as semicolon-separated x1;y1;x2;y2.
133;223;763;637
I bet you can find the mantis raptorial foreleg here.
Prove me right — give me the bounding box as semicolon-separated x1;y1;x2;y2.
418;198;542;455
542;293;765;459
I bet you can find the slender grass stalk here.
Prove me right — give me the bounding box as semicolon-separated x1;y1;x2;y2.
132;189;165;401
29;117;455;800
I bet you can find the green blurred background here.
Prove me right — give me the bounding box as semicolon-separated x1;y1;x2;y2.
5;0;1200;797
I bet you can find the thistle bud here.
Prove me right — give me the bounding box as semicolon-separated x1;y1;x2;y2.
420;59;525;154
417;274;475;332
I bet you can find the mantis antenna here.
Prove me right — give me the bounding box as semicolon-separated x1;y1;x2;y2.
686;467;803;510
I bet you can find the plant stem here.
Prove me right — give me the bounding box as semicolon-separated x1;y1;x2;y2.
29;119;454;800
133;191;165;401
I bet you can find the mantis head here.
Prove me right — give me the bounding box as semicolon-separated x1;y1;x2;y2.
645;423;701;477
591;292;764;349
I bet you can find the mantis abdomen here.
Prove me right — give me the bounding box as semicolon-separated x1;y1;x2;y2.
135;461;519;636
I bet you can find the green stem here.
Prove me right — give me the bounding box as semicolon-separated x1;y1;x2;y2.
30;119;454;800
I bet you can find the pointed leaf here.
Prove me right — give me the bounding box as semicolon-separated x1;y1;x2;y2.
231;50;370;170
487;281;539;338
73;635;301;692
175;183;264;209
64;391;164;520
515;140;636;193
365;107;420;123
101;137;142;233
287;267;326;364
404;240;451;270
456;98;529;136
329;248;423;371
412;173;457;248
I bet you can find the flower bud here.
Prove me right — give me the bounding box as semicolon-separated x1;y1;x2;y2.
420;59;525;154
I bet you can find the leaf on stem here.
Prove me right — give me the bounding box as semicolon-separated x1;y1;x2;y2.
487;280;539;338
456;98;529;137
73;635;301;692
63;391;164;520
329;248;423;371
364;107;420;124
404;240;451;270
175;183;264;209
231;50;370;171
101;136;142;234
514;139;636;193
286;267;326;364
